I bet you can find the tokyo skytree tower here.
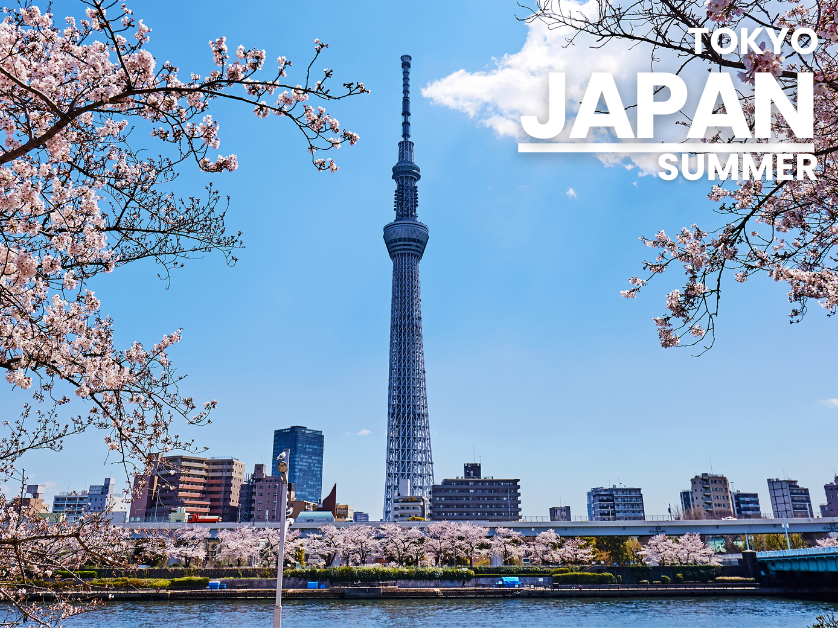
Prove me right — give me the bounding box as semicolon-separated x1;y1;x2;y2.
382;55;434;521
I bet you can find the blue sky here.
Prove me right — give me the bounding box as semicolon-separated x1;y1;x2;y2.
8;0;836;520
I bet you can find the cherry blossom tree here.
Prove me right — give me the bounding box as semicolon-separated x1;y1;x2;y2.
161;524;210;567
529;529;560;564
0;0;365;622
817;537;838;547
380;523;426;566
215;526;262;567
490;527;525;565
555;537;595;565
0;507;131;625
454;522;489;567
639;534;680;566
531;0;838;351
340;525;380;566
254;527;301;568
676;532;719;565
0;0;365;481
425;521;459;566
305;524;345;567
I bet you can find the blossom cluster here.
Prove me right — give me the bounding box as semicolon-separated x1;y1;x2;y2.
705;0;744;24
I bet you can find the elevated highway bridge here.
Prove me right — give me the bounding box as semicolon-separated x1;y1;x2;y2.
123;517;838;538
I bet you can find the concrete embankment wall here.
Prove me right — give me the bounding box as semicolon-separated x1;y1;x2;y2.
224;576;554;589
28;584;779;602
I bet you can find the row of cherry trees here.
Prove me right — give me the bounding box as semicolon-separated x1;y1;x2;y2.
129;523;721;569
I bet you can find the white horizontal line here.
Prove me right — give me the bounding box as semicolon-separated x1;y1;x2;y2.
518;143;815;154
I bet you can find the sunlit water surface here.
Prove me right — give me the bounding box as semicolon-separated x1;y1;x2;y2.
62;597;837;628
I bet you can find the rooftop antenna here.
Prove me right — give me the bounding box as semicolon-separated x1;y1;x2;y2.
710;458;714;474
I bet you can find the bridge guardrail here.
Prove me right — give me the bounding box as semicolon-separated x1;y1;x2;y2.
756;547;838;559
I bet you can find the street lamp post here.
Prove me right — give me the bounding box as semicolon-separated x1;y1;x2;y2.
273;449;292;628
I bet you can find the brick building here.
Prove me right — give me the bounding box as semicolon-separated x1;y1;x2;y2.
129;455;244;522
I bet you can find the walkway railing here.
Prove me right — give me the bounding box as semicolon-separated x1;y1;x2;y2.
757;546;838;559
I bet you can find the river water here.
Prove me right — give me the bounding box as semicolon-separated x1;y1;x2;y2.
63;597;837;628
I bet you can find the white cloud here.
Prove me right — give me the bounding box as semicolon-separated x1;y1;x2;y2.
566;187;577;199
356;429;372;436
422;5;710;175
821;399;838;408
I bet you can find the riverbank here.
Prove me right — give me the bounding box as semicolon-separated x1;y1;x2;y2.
27;583;834;602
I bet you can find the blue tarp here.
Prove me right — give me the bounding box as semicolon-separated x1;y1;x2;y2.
501;577;521;587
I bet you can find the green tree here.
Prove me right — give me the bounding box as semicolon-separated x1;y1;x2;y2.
594;536;634;565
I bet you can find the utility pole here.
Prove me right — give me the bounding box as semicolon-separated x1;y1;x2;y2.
782;517;791;550
273;449;292;628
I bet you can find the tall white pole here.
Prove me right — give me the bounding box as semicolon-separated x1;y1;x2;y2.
273;449;290;628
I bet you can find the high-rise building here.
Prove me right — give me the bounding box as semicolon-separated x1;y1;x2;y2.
353;512;370;522
129;456;244;522
272;426;324;504
587;486;645;521
51;478;124;523
430;463;521;521
822;476;838;518
549;506;571;522
768;478;814;518
382;56;434;521
685;473;734;518
733;491;761;519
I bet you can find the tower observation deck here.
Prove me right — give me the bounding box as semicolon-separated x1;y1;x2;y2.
382;55;434;521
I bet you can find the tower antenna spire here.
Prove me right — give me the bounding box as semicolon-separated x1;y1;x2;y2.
401;55;411;141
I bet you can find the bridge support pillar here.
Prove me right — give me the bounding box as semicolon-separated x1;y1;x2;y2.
740;551;759;578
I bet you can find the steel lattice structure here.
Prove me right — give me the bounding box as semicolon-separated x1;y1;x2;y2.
382;55;434;521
